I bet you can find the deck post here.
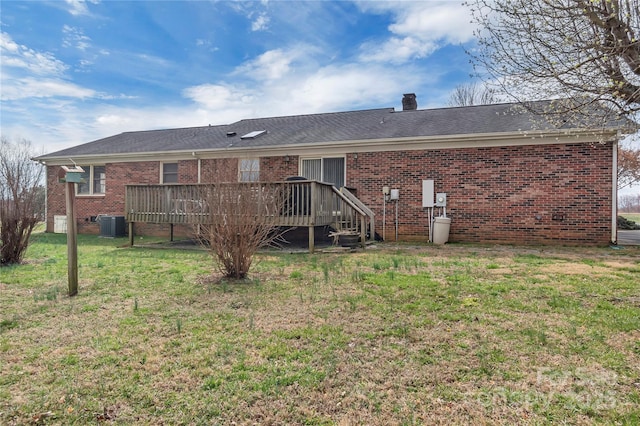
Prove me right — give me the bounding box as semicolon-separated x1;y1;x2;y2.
129;221;134;247
170;223;174;242
308;182;316;253
308;226;315;253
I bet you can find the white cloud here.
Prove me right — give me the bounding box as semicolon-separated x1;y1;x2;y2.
65;0;99;16
182;84;254;110
0;77;95;101
184;61;420;120
251;12;270;31
388;2;475;44
0;32;68;75
357;1;476;63
360;36;437;64
62;25;92;51
0;32;97;101
234;48;303;81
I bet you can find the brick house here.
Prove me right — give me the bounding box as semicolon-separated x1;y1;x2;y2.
35;95;627;245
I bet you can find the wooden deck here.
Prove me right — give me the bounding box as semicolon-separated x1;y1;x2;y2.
125;180;374;252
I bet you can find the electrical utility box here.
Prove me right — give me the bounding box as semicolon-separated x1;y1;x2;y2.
435;193;447;207
422;180;434;207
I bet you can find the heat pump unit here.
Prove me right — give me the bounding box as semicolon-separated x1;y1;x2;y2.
99;215;126;238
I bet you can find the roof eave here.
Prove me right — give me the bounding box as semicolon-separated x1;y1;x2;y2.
34;127;620;166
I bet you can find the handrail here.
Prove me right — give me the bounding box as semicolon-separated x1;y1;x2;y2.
340;187;375;241
331;186;366;217
341;187;374;217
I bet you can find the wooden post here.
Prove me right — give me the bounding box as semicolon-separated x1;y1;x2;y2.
65;181;78;296
129;221;134;247
308;182;316;253
308;226;315;254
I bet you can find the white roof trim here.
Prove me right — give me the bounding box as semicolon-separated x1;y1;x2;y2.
36;128;618;166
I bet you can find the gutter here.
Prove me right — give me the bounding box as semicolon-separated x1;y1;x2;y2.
612;138;618;244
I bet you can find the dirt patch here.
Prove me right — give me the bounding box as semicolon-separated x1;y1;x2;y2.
541;263;608;275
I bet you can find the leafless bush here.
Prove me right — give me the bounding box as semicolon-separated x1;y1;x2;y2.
197;160;285;279
618;144;640;191
448;82;498;107
0;137;44;266
619;194;640;213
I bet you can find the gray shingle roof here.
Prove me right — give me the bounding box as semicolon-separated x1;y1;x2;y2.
35;101;624;160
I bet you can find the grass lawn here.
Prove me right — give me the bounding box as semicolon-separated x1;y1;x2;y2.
620;213;640;224
1;231;640;425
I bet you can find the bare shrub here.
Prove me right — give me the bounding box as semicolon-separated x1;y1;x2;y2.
619;194;640;213
197;160;285;279
618;144;640;191
0;137;44;266
448;82;498;107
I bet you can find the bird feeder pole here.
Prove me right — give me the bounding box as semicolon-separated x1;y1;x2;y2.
60;165;84;296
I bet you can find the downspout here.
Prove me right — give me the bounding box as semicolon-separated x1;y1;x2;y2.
198;158;201;183
611;138;618;245
44;165;48;231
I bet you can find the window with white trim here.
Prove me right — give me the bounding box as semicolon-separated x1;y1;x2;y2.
301;157;345;188
77;165;106;195
162;162;178;183
239;158;260;182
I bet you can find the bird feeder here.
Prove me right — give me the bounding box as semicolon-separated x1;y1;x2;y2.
59;165;85;184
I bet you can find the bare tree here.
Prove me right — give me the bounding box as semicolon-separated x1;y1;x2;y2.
448;82;498;107
0;137;45;266
466;0;640;129
197;160;285;279
619;193;640;213
618;144;640;190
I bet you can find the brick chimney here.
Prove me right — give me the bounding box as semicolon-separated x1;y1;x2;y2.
402;93;417;111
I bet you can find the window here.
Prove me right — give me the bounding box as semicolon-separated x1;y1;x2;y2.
301;157;345;188
77;165;106;195
93;166;106;193
239;158;260;182
162;162;178;183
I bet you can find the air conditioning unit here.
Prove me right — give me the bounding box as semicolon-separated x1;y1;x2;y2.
99;215;126;238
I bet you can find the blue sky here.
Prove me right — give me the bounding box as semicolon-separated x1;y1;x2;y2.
1;0;478;155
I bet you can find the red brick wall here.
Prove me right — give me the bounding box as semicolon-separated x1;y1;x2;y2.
46;160;194;235
45;142;614;245
346;142;614;245
261;156;299;180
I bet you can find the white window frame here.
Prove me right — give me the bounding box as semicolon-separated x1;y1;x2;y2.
299;156;346;188
239;158;260;182
161;162;178;184
76;165;106;196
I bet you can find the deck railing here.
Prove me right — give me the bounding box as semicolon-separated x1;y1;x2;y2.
125;180;374;247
